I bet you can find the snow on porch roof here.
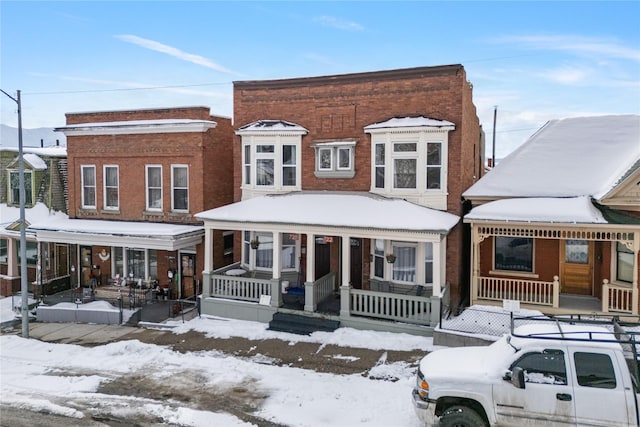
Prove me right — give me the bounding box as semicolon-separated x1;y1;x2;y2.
364;116;455;131
28;218;204;250
464;196;608;224
195;192;460;233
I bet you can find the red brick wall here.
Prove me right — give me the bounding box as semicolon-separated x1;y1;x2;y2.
233;65;481;306
479;237;559;281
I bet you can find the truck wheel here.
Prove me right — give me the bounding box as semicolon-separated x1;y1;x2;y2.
439;405;486;427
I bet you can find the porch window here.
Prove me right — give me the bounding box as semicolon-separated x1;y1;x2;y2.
9;170;33;207
495;237;533;272
616;242;634;283
127;248;145;279
281;234;298;269
81;165;96;209
0;238;7;263
424;242;433;284
103;165;119;210
243;231;251;265
113;247;124;277
255;232;273;269
171;165;189;212
373;239;385;278
392;243;416;283
146;165;162;211
17;241;37;265
223;231;234;257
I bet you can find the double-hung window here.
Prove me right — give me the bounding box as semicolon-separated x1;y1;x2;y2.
393;142;418;189
374;143;385;188
392;243;417;283
9;170;33;207
171;165;188;212
616;242;633;283
426;142;442;190
256;145;275;186
81;165;96;209
103;165;119;210
146;165;162;211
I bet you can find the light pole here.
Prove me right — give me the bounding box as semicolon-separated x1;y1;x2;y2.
1;89;29;338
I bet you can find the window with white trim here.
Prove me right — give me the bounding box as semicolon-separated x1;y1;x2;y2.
424;242;433;284
171;165;188;211
256;144;275;186
103;165;119;209
146;165;162;211
393;142;418;189
392;242;417;283
373;239;385;278
372;239;433;286
495;237;533;272
616;242;633;283
281;234;298;270
426;142;442;189
374;143;385;188
8;170;33;207
81;165;96;209
313;141;355;178
243;145;251;185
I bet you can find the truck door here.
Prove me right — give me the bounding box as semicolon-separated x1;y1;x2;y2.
569;349;634;427
493;349;576;426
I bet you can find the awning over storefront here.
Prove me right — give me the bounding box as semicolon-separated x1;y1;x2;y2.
195;192;459;236
29;218;204;251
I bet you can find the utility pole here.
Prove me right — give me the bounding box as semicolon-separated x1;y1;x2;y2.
1;89;29;338
492;106;497;168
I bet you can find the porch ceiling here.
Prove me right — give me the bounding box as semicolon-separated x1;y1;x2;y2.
195;192;459;235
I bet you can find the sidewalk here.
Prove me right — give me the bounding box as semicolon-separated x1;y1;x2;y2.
12;321;428;376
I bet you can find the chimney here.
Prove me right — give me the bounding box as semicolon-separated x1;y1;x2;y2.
41;138;44;148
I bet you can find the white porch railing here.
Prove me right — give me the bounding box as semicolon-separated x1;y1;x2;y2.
478;276;559;307
211;276;272;302
314;272;335;303
602;279;634;314
349;288;431;325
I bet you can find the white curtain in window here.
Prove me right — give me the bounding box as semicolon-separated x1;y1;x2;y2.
393;246;416;283
256;233;273;268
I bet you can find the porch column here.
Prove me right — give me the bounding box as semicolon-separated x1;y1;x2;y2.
633;233;639;315
432;240;442;296
471;225;480;304
304;233;316;312
272;232;281;280
203;227;214;272
7;238;18;276
341;235;351;286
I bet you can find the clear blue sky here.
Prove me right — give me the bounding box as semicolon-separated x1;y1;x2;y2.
1;1;639;157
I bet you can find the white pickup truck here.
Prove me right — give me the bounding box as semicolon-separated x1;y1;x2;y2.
412;316;640;426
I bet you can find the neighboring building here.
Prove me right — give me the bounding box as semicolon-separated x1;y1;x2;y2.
31;107;234;299
463;115;640;315
196;65;484;333
0;144;69;296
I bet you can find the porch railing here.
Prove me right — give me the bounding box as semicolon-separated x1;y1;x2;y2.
313;272;335;303
211;276;272;302
478;276;559;307
349;288;431;325
602;279;634;314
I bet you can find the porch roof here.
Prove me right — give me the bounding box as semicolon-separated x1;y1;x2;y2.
195;192;459;234
28;218;204;250
464;196;609;224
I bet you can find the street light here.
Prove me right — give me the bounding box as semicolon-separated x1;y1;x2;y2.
1;88;29;338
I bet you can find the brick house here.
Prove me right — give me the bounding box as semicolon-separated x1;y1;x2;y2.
1;145;69;296
31;107;233;300
463;115;640;315
196;65;484;333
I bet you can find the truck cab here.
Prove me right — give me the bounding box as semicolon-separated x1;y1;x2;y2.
413;316;640;427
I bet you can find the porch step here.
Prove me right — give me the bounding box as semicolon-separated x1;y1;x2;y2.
268;312;340;335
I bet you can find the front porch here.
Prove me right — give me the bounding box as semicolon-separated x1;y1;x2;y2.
201;263;445;335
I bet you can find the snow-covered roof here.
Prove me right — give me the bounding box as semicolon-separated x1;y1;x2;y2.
1;146;67;157
28;218;204;251
464;196;608;224
464;115;640;200
236;120;308;134
21;153;47;170
1;203;67;232
55;119;218;136
196;192;459;234
364;116;455;131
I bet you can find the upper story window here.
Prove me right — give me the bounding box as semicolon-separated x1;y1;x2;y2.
312;141;356;178
365;116;454;209
146;165;162;211
8;170;33;207
103;165;119;210
171;165;189;212
237;120;307;197
81;165;96;209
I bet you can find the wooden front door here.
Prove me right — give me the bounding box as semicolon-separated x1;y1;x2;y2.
560;240;593;295
181;253;195;298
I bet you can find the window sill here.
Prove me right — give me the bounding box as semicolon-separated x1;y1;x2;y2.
101;209;120;215
314;170;355;179
489;270;539;279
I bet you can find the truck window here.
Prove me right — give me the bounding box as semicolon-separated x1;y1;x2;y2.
574;352;616;389
510;350;567;385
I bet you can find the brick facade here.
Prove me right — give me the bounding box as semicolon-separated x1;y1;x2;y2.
233;65;483;305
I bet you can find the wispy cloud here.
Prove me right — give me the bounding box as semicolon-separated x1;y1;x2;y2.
303;52;339;66
313;15;364;31
115;34;238;74
491;34;640;61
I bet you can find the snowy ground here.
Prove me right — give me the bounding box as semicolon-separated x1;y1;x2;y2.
0;297;440;426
